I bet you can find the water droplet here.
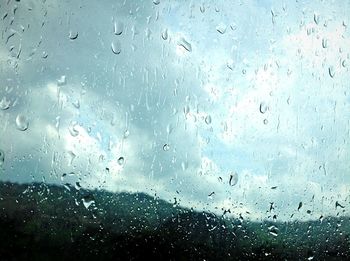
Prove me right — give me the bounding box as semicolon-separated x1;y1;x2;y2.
314;13;320;25
0;150;4;166
200;4;205;13
298;201;303;211
322;38;328;48
307;256;314;260
0;97;11;110
153;0;160;5
205;115;212;124
263;119;268;125
69;30;78;40
72;100;80;109
259;102;268;114
111;40;121;54
123;130;130;138
61;173;67;181
42;51;48;58
268;225;278;237
114;21;124;35
161;28;168;40
68;122;79;137
216;24;227;34
178;38;192;52
82;194;95;209
67;150;76;166
57;75;67;86
118;156;125;166
16;114;29;131
227;59;234;70
75;182;81;190
163;144;170;151
328;66;335;78
229;172;238;186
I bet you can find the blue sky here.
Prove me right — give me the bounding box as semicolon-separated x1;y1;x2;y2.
0;0;350;221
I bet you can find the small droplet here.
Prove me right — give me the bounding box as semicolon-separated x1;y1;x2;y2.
67;150;76;166
57;75;66;86
72;99;80;109
259;102;268;114
298;201;303;211
123;130;130;138
153;0;160;5
111;40;121;54
0;150;4;166
163;144;170;151
0;97;11;110
16;114;29;131
42;51;48;58
114;21;124;35
307;256;314;261
178;38;192;52
200;4;205;13
118;156;125;166
314;13;320;25
263;119;268;125
328;66;335;78
322;38;328;48
216;24;227;34
82;195;95;209
227;59;234;70
205;115;212;124
69;30;78;40
229;172;238;186
68;122;79;137
161;28;168;40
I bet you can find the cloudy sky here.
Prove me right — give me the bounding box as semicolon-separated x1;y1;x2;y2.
0;0;349;221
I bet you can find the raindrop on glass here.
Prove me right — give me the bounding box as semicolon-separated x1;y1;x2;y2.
328;66;335;78
68;30;79;40
114;21;124;35
216;24;227;34
75;182;81;190
111;40;121;55
163;144;170;151
259;102;268;114
178;38;192;52
118;156;125;166
263;119;268;125
322;38;328;48
153;0;160;5
229;172;238;186
0;97;10;110
161;28;168;40
57;75;67;86
68;122;79;137
16;114;29;131
0;150;4;166
205;115;212;124
82;195;95;209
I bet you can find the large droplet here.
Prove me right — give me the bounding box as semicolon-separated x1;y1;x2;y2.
114;21;124;35
0;97;10;110
229;172;238;186
0;149;4;166
259;102;268;114
178;38;192;52
82;194;95;209
16;114;29;131
111;40;121;54
118;156;125;166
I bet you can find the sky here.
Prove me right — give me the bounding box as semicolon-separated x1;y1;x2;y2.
0;0;350;221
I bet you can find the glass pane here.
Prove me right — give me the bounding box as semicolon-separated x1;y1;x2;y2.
1;0;349;259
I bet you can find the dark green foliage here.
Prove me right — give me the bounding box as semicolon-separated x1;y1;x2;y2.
0;182;349;260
